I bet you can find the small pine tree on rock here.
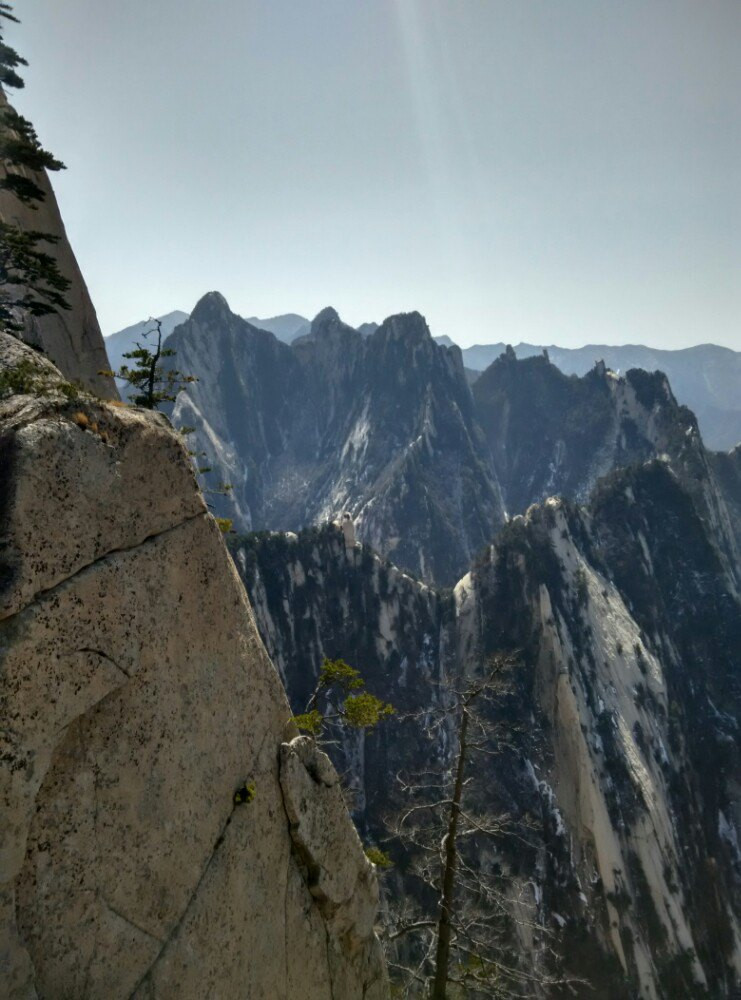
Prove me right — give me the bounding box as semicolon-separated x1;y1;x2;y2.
293;657;394;738
103;317;197;409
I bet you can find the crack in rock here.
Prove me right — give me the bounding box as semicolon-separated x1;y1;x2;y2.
76;647;131;679
125;803;239;999
2;510;207;624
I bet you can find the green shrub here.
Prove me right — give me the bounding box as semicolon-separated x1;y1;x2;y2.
364;846;393;868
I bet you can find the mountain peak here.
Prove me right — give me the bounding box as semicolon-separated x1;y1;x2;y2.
191;291;232;323
310;306;342;333
304;307;362;345
376;311;433;347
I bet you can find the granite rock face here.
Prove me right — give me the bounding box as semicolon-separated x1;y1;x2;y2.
475;353;710;510
0;95;117;400
168;293;504;586
473;352;740;579
280;737;387;1000
0;335;387;999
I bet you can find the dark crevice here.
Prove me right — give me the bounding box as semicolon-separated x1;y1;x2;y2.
77;648;131;678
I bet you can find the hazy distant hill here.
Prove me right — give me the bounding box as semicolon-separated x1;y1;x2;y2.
439;339;741;450
246;314;380;342
108;311;314;348
102;311;189;398
244;313;310;343
108;311;380;350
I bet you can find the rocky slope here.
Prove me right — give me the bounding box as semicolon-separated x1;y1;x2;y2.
460;471;741;997
232;525;455;841
169;293;504;585
711;444;741;555
473;351;740;579
0;334;388;999
235;460;741;996
0;93;116;400
460;340;741;451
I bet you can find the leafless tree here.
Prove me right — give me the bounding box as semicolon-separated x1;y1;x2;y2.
381;655;579;999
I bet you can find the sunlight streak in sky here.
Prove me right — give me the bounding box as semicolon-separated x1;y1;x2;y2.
392;0;479;290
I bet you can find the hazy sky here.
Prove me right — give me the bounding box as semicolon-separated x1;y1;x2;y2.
8;1;741;348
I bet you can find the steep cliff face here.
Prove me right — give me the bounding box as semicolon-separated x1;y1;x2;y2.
473;352;740;581
0;335;387;999
237;466;741;997
0;94;117;400
464;476;741;998
474;352;709;510
710;444;741;555
170;294;503;585
231;525;457;838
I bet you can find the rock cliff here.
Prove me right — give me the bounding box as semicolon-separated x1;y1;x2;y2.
0;334;387;999
232;525;455;840
461;340;741;452
0;94;116;400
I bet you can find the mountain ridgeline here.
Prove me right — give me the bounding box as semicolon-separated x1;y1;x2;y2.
169;293;504;585
167;292;738;587
460;340;741;452
110;305;740;450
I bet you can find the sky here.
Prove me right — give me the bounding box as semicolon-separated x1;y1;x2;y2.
7;0;741;349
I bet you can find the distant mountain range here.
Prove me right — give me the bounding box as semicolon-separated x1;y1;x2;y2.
105;310;740;450
243;313;310;342
166;295;504;585
457;340;741;451
108;292;738;586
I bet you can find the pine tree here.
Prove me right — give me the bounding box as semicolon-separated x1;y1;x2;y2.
0;2;71;336
293;657;395;738
105;317;197;410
